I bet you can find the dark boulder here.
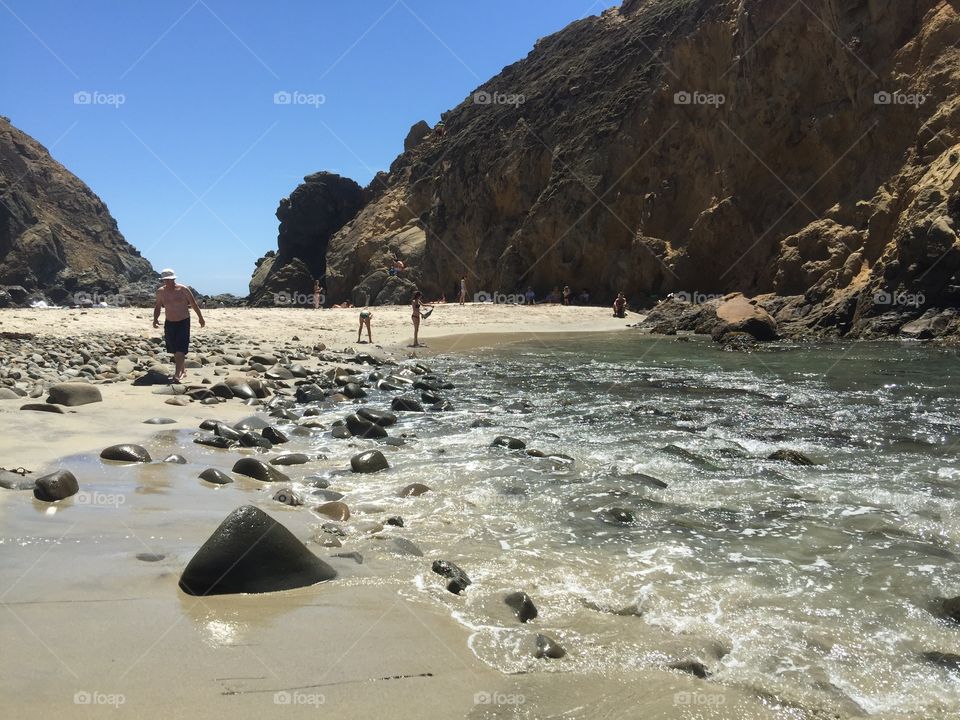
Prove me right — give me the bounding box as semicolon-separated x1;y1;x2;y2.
100;444;152;463
768;449;816;465
46;382;102;406
232;458;291;483
391;396;424;412
505;591;538;623
199;468;233;485
356;407;398;427
350;450;389;473
33;469;79;502
534;633;567;659
179;505;336;595
345;414;388;439
492;436;526;450
431;559;471;594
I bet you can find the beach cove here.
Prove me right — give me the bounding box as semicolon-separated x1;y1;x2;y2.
2;306;959;719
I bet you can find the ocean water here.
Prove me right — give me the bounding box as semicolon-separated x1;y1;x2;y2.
5;332;960;718
292;333;960;717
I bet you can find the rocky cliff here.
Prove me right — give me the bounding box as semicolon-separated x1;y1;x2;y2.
0;116;157;307
248;172;365;306
259;0;960;338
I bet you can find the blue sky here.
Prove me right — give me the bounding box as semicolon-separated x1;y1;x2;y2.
1;0;618;295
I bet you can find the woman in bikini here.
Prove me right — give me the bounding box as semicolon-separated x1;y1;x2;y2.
411;291;433;347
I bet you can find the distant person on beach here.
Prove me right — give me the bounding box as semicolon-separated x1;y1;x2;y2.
332;300;353;309
459;275;467;305
313;280;322;309
357;309;372;343
525;287;536;305
411;291;433;348
545;287;561;304
579;288;591;305
562;286;571;305
152;268;205;383
613;292;627;318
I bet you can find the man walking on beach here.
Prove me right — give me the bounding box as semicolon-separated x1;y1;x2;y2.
153;269;205;383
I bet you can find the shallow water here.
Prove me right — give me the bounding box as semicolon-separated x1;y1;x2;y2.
5;333;960;718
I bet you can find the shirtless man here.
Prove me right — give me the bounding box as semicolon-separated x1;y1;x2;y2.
152;269;205;382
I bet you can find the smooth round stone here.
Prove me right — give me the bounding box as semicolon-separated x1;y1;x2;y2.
228;382;256;400
492;436;526;450
534;633;567;659
0;388;20;400
312;489;345;502
315;501;351;521
505;591;538;623
356;407;398;427
331;426;351;440
47;382;102;406
398;482;431;497
272;488;302;506
345;414;387;439
33;469;79;502
0;470;35;490
199;468;233;485
21;403;65;413
143;417;176;425
213;423;242;441
209;383;234;399
262;426;289;444
136;552;165;562
386;516;404;527
165;397;190;406
179;505;336;596
266;366;294;380
232;458;291;483
340;382;367;400
604;507;635;524
350;450;389;474
162;454;187;464
305;475;330;489
233;416;271;432
239;432;272;449
432;559;471;594
194;435;234;449
100;444;152;463
270;453;310;466
391;396;424;413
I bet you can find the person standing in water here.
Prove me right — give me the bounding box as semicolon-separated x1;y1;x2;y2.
152;268;205;383
357;309;373;343
411;291;433;348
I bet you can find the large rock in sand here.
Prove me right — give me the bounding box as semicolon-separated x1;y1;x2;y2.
179;505;336;595
47;382;102;406
33;469;79;501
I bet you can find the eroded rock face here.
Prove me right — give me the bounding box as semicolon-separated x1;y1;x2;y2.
0;116;156;304
248;172;366;306
282;0;960;338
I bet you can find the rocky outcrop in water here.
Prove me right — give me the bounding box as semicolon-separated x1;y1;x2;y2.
262;0;960;339
0;116;157;306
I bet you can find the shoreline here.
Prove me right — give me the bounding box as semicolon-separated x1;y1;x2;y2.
0;307;791;720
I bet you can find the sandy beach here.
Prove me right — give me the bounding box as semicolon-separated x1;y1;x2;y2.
0;304;788;720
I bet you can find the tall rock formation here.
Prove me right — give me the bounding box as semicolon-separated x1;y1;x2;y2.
0;116;156;306
260;0;960;337
248;172;365;306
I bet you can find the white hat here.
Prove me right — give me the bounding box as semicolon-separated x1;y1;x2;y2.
160;268;176;280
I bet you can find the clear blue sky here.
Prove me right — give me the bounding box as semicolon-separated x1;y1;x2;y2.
1;0;618;295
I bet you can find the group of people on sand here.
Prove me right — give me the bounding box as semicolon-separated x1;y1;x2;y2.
153;268;627;381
